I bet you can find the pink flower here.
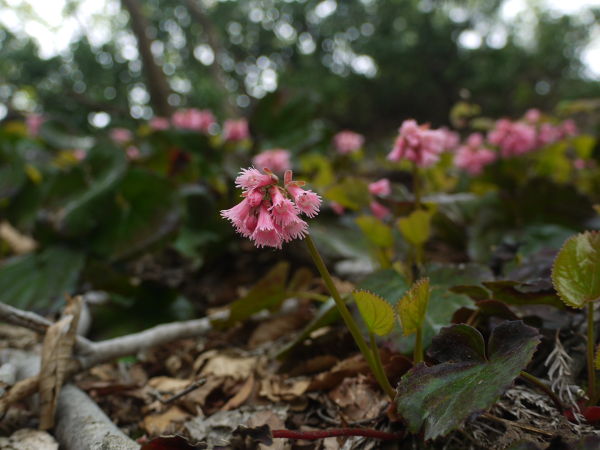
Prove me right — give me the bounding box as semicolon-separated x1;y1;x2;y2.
333;130;365;154
171;108;215;132
524;109;541;123
560;119;578;138
252;149;292;174
387;120;446;168
221;168;320;249
487;119;536;157
369;179;391;197
440;127;460;151
26;114;45;137
110;128;133;144
370;201;391;220
223;119;250;142
149;117;170;131
330;202;345;215
126;146;141;160
573;158;586;170
536;123;561;147
73;149;87;161
454;133;496;175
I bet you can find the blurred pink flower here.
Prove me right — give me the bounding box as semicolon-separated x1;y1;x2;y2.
110;128;133;144
26;114;45;137
370;201;391;220
223;119;250;142
440;127;460;151
573;158;586;170
387;119;445;167
454;133;496;175
524;109;541;123
126;146;141;160
252;149;292;174
171;108;215;132
536;123;561;147
559;119;578;138
368;178;391;197
73;149;87;161
487;119;536;157
221;168;321;249
330;201;345;215
149;117;170;131
333;130;365;154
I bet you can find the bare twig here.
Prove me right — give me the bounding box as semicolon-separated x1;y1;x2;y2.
160;378;206;404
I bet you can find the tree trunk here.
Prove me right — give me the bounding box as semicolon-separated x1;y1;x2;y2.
121;0;173;118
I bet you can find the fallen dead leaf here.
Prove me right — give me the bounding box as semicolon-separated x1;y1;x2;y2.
328;374;387;422
288;354;339;377
249;308;311;349
308;354;369;392
196;351;257;381
0;428;58;450
222;374;255;411
246;410;287;450
142;405;191;436
39;296;82;430
148;376;192;394
0;221;37;254
259;376;310;402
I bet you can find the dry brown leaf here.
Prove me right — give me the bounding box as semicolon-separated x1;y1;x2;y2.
222;375;255;411
328;374;386;422
0;428;58;450
142;405;190;436
147;376;192;394
288;354;339;377
259;376;310;402
249;309;311;349
198;352;257;381
39;296;82;430
0;221;37;254
307;354;369;392
245;410;287;450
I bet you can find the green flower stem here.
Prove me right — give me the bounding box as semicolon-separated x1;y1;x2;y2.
414;325;424;363
412;163;421;211
369;332;393;397
305;235;396;400
519;371;564;412
588;302;597;405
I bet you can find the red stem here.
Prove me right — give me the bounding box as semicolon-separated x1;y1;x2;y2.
272;428;403;441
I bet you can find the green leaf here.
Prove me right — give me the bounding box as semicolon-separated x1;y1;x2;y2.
225;262;290;325
572;135;596;159
353;290;394;336
0;246;85;309
58;144;128;237
397;209;433;246
355;215;393;248
396;321;540;439
90;169;179;261
483;280;565;309
552;231;600;308
360;264;493;353
397;278;430;336
324;178;370;210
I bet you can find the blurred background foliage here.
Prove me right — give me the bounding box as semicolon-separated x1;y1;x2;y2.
0;0;599;337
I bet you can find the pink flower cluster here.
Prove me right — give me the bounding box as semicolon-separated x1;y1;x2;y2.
26;114;45;137
453;133;496;175
149;117;170;131
487;119;536;158
171;108;216;133
223;119;250;142
387;120;446;168
252;149;291;174
368;178;392;219
333;130;365;154
221;168;322;249
110;128;133;144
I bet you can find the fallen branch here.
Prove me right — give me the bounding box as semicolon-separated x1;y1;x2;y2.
2;349;139;450
0;301;226;414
